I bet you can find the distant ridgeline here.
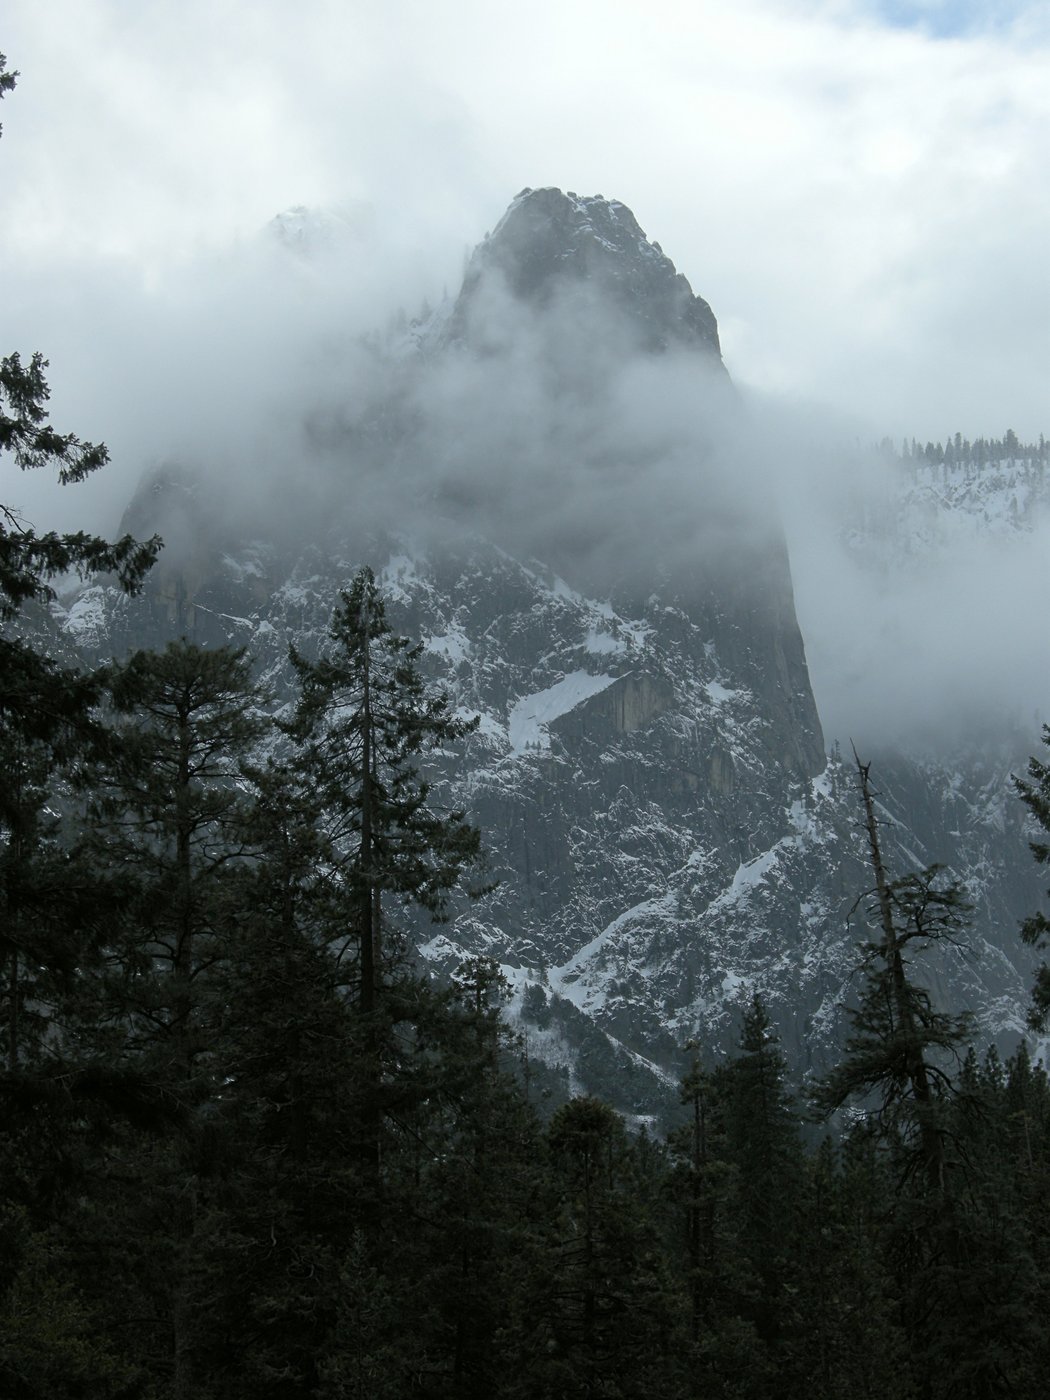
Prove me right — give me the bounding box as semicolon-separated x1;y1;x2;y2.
847;429;1050;557
884;429;1048;467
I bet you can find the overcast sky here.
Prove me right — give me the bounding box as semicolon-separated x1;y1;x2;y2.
3;0;1049;745
4;0;1048;443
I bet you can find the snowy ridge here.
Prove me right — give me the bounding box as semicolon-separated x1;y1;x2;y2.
48;526;1043;1117
850;452;1050;567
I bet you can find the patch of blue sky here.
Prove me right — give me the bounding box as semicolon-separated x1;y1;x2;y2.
864;0;1044;39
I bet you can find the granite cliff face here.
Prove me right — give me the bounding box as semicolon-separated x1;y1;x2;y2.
48;190;1044;1118
445;188;726;360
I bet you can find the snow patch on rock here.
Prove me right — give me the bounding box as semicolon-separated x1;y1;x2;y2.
507;671;618;754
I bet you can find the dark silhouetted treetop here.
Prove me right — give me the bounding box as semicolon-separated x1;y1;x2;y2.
814;755;971;1199
0;351;108;483
1014;724;1050;1029
0;350;160;618
0;53;17;133
287;567;483;943
0;58;159;618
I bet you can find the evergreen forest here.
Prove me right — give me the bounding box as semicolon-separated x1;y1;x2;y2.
5;463;1050;1400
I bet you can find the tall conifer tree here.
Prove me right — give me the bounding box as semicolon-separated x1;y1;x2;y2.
79;641;267;1400
286;568;483;1186
1014;726;1050;1027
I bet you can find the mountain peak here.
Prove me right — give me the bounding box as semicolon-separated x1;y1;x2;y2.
449;187;725;361
267;202;374;258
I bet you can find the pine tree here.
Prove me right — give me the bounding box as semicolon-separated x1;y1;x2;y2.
0;57;163;1392
287;568;482;1000
713;995;805;1395
790;1134;913;1400
286;568;483;1186
514;1097;682;1400
811;757;1048;1399
932;1047;1045;1398
352;958;545;1399
1013;725;1050;1027
76;641;268;1400
84;642;267;1081
672;1041;714;1347
814;757;971;1194
189;760;367;1399
0;1215;139;1400
666;1042;761;1396
0;43;159;1111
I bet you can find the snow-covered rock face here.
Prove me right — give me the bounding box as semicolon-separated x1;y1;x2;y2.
44;192;1046;1119
849;448;1050;568
50;524;1041;1119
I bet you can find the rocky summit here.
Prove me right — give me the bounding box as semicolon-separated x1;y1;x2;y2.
446;187;727;360
49;189;1045;1120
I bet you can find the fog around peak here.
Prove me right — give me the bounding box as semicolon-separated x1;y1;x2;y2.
3;0;1049;754
4;196;1048;754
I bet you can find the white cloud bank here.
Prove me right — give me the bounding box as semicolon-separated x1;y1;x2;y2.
2;0;1048;446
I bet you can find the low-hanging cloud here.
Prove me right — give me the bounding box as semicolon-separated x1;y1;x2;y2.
377;279;754;589
2;119;1047;780
5;202;1048;759
769;405;1050;751
4;0;1049;456
0;207;460;536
